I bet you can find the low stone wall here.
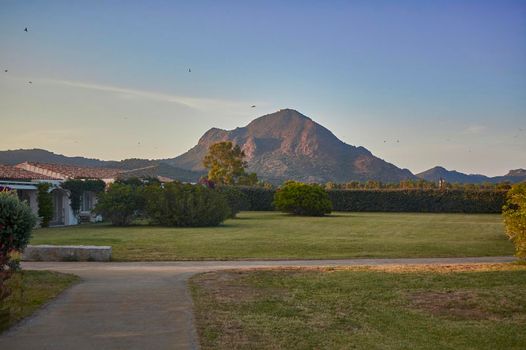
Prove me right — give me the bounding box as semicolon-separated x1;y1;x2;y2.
22;245;112;262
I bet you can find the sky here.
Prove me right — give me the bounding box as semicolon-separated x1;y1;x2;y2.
0;0;525;176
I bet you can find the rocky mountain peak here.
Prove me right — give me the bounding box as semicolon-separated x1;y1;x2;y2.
167;109;414;183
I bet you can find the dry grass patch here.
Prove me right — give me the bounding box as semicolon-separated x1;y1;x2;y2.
190;263;526;350
408;290;524;321
193;270;290;303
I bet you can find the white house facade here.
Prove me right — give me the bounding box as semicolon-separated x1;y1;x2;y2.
0;163;124;226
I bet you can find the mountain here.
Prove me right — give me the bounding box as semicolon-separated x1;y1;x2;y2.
415;166;490;184
0;149;203;182
416;166;526;184
505;169;526;177
165;109;415;183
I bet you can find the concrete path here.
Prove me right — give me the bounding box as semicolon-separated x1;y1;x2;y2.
0;256;515;350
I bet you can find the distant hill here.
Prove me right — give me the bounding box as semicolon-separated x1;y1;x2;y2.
416;166;526;184
165;109;415;183
118;163;205;183
0;149;203;182
0;148;115;168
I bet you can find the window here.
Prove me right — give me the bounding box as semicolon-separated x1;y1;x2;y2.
81;191;93;211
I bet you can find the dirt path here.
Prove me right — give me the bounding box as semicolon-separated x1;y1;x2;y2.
0;256;515;350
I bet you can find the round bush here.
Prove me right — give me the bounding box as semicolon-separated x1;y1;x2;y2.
273;181;332;216
502;183;526;259
1;191;37;306
95;183;144;226
144;182;230;227
0;191;37;254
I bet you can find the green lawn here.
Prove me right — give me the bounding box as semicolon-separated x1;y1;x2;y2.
1;271;79;333
30;212;513;261
190;264;526;350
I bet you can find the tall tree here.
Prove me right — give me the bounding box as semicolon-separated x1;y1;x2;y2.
203;141;258;185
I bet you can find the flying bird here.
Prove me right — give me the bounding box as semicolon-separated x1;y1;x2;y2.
188;68;191;73
396;139;400;143
383;140;386;143
4;70;7;73
24;27;28;32
251;105;256;108
28;81;32;84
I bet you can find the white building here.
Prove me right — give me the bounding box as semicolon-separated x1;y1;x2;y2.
1;162;174;226
0;163;121;226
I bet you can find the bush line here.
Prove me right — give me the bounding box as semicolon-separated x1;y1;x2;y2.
235;187;507;213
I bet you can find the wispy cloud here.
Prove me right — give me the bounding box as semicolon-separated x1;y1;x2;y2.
463;125;487;135
39;78;253;112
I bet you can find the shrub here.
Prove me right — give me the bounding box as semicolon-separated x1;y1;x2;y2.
216;186;249;218
0;191;37;315
144;182;230;227
502;183;526;259
37;183;53;227
116;177;160;187
95;183;144;226
273;181;332;216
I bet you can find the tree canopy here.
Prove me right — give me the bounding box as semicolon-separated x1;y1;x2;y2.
203;141;258;186
502;183;526;259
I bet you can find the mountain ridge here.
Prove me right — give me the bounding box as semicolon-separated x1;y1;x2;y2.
165;109;415;183
0;149;204;182
416;166;526;184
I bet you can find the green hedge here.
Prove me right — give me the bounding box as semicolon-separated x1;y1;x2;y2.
237;187;507;213
216;187;249;218
144;183;230;227
328;189;507;213
237;186;276;211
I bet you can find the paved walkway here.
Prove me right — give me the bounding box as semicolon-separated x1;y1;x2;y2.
0;256;515;350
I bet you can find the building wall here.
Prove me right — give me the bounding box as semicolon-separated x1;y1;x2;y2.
28;190;38;216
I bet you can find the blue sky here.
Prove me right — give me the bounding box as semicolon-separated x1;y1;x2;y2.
0;0;525;176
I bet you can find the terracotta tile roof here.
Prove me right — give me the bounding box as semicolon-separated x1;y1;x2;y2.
156;175;175;183
117;165;158;178
0;164;60;180
16;162;123;180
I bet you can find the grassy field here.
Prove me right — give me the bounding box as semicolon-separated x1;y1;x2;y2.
0;271;79;333
190;264;526;350
30;212;513;261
